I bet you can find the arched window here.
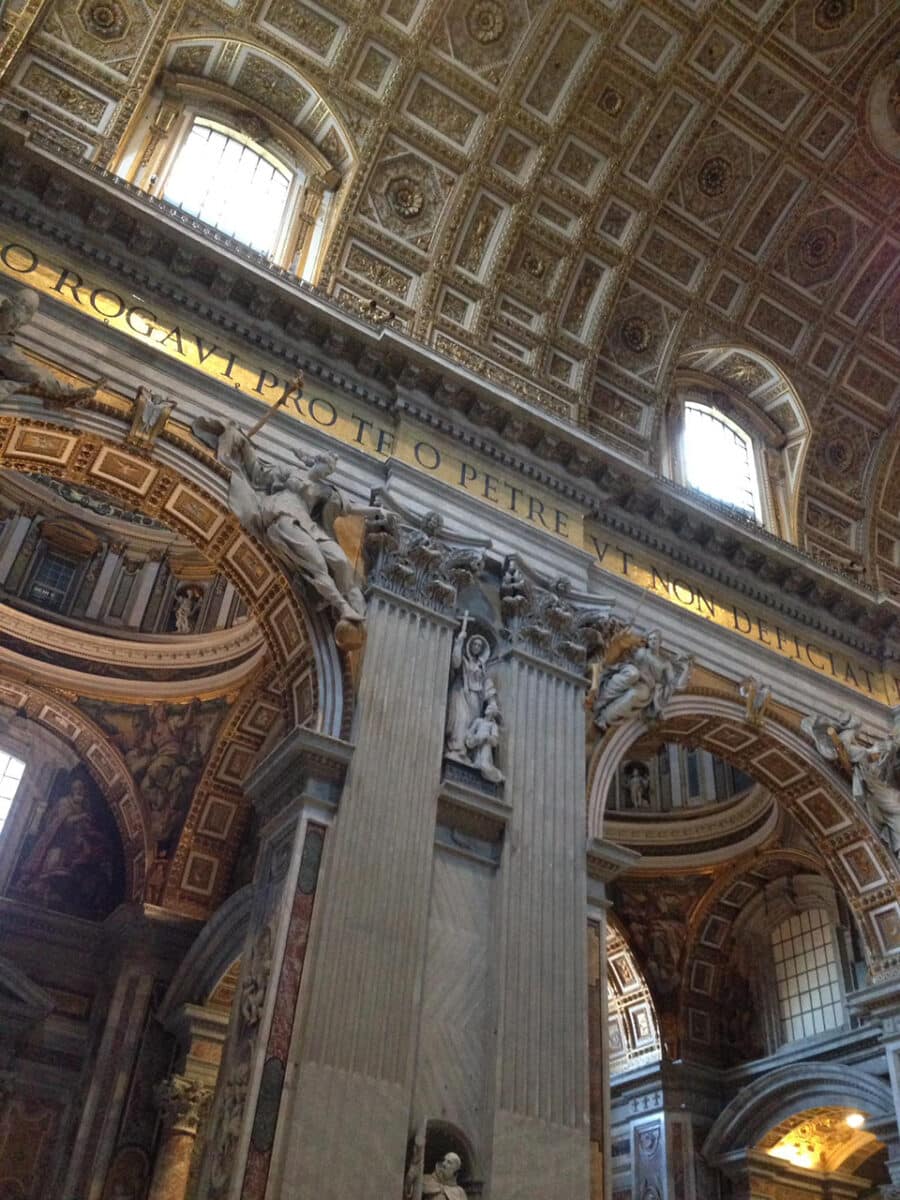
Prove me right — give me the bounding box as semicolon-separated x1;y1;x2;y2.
681;402;761;520
162;118;291;256
0;749;25;836
771;908;843;1043
114;69;349;280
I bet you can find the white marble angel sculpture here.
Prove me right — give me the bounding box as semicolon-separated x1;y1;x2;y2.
803;711;900;853
0;286;105;405
588;628;692;732
192;412;384;633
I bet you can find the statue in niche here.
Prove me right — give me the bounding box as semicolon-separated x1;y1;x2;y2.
0;286;105;405
193;387;385;647
588;628;693;732
173;584;203;633
803;710;900;854
445;613;503;783
405;1138;467;1200
624;761;651;809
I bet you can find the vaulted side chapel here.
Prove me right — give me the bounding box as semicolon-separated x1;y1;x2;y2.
0;2;898;1198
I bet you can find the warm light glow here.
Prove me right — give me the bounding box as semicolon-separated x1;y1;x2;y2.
768;1143;818;1170
846;1112;866;1129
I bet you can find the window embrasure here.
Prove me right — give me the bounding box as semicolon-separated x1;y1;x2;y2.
0;749;25;836
114;70;347;281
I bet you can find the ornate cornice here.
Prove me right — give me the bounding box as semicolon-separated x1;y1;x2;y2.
1;128;897;667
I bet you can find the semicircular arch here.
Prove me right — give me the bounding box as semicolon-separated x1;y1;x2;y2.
589;693;900;967
702;1063;894;1166
0;411;349;737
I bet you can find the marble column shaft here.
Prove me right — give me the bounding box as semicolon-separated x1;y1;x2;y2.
149;1075;210;1200
490;650;591;1198
270;592;454;1198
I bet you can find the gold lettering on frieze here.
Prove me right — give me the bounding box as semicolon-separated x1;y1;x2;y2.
1;229;898;706
586;525;900;705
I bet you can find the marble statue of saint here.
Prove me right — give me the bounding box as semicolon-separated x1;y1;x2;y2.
803;712;900;853
445;615;496;762
465;697;504;784
589;629;692;732
0;286;105;405
422;1154;466;1200
624;763;651;808
193;414;384;632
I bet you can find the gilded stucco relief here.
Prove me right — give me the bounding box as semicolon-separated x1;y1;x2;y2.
0;0;898;582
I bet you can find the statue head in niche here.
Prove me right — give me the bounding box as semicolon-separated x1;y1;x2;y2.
8;765;124;919
404;1122;473;1200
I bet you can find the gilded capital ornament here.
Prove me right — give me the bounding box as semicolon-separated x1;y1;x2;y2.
154;1075;212;1136
364;496;488;614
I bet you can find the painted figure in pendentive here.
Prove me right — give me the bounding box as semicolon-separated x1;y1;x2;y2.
0;286;105;405
445;613;496;763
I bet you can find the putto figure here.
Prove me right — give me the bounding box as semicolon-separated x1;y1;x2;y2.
445;614;504;783
587;628;692;732
0;285;105;405
193;393;385;646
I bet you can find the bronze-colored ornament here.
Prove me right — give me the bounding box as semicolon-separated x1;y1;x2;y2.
386;176;425;219
466;0;507;44
698;155;732;197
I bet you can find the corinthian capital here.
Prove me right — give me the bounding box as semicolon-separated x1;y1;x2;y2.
499;554;618;672
364;495;489;614
154;1074;212;1136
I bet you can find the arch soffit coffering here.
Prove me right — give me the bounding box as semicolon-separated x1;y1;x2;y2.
589;694;900;967
702;1063;894;1165
0;409;350;737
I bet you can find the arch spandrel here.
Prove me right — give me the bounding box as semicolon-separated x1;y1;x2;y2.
589;693;900;971
0;408;356;915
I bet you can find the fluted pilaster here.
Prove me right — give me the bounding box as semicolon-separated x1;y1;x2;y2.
271;590;455;1197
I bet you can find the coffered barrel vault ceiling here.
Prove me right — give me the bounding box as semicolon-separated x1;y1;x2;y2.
1;0;899;579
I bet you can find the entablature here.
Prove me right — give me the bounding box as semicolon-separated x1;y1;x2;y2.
1;126;898;693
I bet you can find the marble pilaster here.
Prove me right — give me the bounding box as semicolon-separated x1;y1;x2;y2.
61;905;198;1200
487;568;616;1200
265;514;485;1198
195;728;346;1200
